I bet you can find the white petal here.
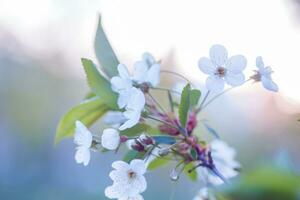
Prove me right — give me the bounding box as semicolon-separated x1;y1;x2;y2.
209;44;228;66
119;111;141;130
205;76;225;93
112;160;130;171
145;64;160;86
118;90;131;109
118;64;131;79
261;76;278;92
142;52;156;66
121;194;144;200
101;128;120;150
225;72;245;86
226;55;247;73
256;56;265;70
132;61;148;83
130;159;147;175
74;121;92;147
111;76;132;93
131;175;147;194
109;170;128;182
126;88;145;111
103;111;127;126
75;146;90;166
198;57;216;75
105;184;126;199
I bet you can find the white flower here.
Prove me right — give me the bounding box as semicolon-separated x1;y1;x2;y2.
197;139;240;185
111;64;133;109
198;44;247;92
254;56;278;92
103;111;127;128
193;187;216;200
119;88;145;131
74;121;93;166
105;159;147;200
132;53;160;87
101;128;121;150
111;53;160;109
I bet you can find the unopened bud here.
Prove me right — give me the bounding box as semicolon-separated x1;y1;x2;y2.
131;140;145;152
139;134;154;145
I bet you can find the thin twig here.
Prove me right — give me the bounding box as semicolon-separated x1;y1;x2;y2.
161;70;192;85
146;115;179;130
150;86;181;95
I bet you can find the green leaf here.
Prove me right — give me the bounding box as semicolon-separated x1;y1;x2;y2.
219;165;300;200
123;150;145;163
184;162;198;181
94;15;119;78
148;157;170;170
179;84;191;127
190;89;201;108
81;58;118;109
121;124;152;137
55;97;109;143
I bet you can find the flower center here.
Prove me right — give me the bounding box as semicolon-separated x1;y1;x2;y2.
127;170;137;179
215;67;227;77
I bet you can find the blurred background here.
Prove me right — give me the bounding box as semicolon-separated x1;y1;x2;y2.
1;0;300;199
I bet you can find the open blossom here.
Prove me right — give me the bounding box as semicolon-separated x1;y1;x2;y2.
198;44;247;92
253;56;278;92
132;52;160;87
101;128;120;150
105;159;147;200
74;121;93;166
103;111;127;128
111;53;160;109
111;64;133;109
119;88;145;130
197;139;240;185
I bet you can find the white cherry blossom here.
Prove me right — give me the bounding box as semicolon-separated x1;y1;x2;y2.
197;139;240;185
111;64;133;109
103;111;127;128
74;121;93;166
119;88;145;131
132;52;160;87
101;128;121;150
198;44;247;92
105;159;147;200
254;56;278;92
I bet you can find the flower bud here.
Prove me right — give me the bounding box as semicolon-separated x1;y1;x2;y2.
131;140;145;152
139;134;154;145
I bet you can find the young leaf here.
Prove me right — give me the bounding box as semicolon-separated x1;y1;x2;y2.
94;15;119;78
148;157;170;170
179;84;191;127
121;124;152;137
81;58;118;109
123;150;145;163
190;89;201;108
184;162;198;181
55;97;109;144
152;136;176;145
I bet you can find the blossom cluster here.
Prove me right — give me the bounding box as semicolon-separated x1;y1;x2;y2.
70;44;278;200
